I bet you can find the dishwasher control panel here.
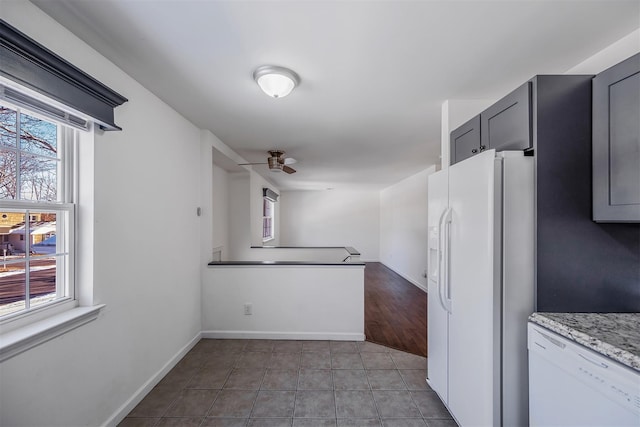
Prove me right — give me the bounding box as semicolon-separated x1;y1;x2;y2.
528;323;640;425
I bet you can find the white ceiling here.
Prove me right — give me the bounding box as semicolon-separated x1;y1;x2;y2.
33;0;640;190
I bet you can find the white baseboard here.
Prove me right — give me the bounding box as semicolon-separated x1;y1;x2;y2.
103;331;202;427
379;262;427;293
202;330;365;341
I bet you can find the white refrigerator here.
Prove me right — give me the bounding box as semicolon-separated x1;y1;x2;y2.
427;149;535;427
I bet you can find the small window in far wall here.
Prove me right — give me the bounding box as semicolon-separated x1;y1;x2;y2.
263;198;274;242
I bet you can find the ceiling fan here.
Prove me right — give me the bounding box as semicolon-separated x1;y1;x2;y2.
239;150;297;174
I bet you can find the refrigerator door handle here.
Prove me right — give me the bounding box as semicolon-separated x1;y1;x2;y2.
442;208;453;313
436;208;449;313
439;208;453;313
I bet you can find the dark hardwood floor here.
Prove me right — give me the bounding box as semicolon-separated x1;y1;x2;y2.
364;262;427;357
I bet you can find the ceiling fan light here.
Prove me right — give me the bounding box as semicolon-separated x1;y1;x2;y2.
268;156;283;172
254;65;299;98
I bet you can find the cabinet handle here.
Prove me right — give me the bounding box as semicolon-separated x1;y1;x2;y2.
471;149;478;154
479;145;486;151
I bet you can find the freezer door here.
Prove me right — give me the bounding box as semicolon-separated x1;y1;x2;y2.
428;169;449;228
447;149;499;426
427;170;449;402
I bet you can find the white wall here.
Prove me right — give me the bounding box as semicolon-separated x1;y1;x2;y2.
227;172;251;260
212;164;230;260
379;167;437;291
241;247;353;262
200;130;269;263
200;131;236;264
226;170;281;260
1;3;202;426
566;29;640;74
203;265;365;341
279;190;380;261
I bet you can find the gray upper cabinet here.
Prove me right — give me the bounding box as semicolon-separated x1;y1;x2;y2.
446;74;640;311
592;53;640;223
450;82;532;165
450;115;480;164
480;82;532;153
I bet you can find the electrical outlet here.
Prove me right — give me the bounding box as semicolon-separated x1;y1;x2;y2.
244;303;252;315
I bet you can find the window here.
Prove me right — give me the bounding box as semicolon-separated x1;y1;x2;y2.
0;103;75;320
263;198;274;242
262;188;278;243
0;21;123;360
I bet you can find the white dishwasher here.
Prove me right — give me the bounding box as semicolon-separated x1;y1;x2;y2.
528;323;640;426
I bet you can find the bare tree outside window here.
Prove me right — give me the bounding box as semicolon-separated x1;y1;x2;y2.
1;106;58;202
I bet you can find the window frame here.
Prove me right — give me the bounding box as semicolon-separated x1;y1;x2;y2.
0;101;77;326
262;197;275;243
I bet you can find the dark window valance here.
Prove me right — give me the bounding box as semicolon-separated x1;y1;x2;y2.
0;19;127;131
263;188;279;202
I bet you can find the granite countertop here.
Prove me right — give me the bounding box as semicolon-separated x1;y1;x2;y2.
529;312;640;372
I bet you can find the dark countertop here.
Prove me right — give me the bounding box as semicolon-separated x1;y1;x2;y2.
208;260;365;266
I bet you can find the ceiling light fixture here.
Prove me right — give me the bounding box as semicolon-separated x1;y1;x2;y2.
253;65;300;98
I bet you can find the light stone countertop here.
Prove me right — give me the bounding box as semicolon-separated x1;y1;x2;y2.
529;312;640;372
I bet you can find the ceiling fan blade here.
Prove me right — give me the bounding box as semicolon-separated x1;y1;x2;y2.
240;150;297;174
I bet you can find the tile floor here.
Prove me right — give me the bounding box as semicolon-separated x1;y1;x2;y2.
119;339;455;427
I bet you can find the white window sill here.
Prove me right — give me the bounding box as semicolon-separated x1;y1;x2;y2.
0;304;105;363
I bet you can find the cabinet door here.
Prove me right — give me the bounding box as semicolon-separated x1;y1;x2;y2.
481;82;532;152
450;115;480;165
593;53;640;222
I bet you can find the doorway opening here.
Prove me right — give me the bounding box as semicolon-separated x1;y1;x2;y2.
364;263;427;356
